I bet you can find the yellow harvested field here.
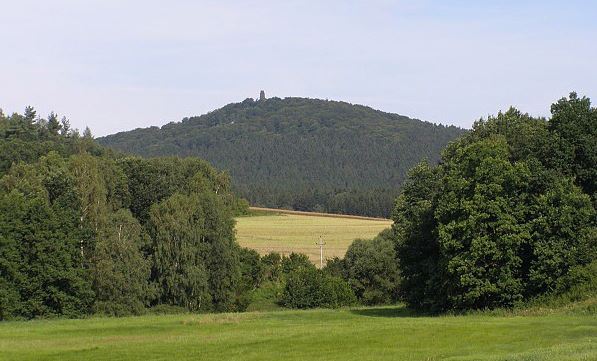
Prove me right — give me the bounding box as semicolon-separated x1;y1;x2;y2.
235;213;393;264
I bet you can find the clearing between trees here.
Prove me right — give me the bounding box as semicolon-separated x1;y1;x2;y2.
235;210;392;263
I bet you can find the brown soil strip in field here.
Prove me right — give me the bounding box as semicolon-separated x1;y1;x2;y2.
248;207;392;222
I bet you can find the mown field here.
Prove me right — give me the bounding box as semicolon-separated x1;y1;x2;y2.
235;211;392;263
1;302;595;361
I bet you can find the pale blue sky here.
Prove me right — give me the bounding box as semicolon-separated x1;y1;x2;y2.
1;0;595;136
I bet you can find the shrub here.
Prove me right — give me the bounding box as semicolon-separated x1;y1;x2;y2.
261;252;282;281
344;236;400;305
555;261;597;297
322;257;345;278
238;248;264;290
280;267;356;309
148;304;187;315
281;253;313;274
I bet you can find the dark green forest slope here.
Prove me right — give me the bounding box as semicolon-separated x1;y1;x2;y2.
99;97;465;217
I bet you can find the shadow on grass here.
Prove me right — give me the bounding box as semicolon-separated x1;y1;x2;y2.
350;306;426;318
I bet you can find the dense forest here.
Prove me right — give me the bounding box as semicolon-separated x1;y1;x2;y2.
390;92;596;311
99;97;464;217
0;107;357;319
0;92;594;320
0;108;250;319
311;93;595;312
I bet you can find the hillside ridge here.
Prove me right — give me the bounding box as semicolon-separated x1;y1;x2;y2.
98;96;466;217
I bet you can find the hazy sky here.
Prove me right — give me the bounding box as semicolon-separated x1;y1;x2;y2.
1;0;596;136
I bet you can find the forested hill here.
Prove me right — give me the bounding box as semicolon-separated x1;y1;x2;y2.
99;97;465;217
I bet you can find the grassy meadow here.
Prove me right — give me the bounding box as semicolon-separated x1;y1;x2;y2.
1;302;595;361
235;211;392;263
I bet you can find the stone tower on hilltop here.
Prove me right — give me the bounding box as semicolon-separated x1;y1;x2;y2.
259;90;266;101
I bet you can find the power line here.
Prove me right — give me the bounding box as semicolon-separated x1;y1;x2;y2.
315;236;326;269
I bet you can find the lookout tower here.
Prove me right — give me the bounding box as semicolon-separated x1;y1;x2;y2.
259;90;266;101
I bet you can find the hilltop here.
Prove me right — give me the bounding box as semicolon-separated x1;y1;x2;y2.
99;96;465;217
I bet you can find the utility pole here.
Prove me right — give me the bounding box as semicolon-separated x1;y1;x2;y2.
315;236;326;269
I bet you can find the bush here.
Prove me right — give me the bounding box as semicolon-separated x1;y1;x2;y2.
280;267;356;309
261;252;282;281
322;276;358;308
555;261;597;297
344;236;400;305
245;281;285;312
235;248;265;311
322;257;345;278
238;248;264;290
281;253;313;274
148;304;187;315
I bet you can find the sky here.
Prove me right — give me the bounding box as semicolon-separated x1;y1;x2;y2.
1;0;596;136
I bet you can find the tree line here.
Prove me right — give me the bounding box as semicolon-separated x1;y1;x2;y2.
0;108;248;319
284;93;595;312
277;93;594;312
0;92;594;319
391;92;596;311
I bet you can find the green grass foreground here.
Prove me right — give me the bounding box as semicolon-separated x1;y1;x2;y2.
1;304;596;361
